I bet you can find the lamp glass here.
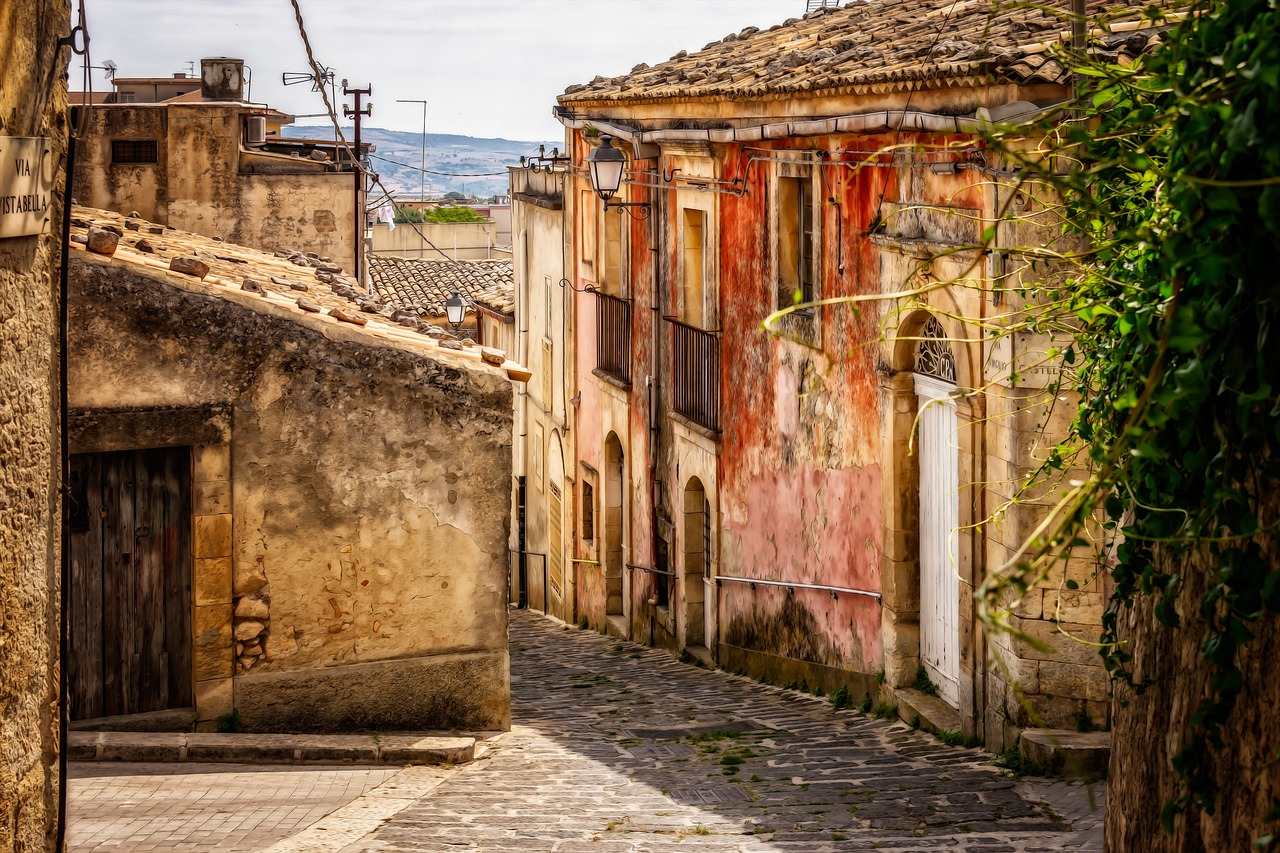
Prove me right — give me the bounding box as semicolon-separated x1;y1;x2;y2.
445;291;466;327
586;137;626;202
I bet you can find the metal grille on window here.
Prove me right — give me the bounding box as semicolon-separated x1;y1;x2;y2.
111;140;158;164
914;316;957;383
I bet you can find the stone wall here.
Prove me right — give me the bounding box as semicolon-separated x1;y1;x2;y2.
0;0;69;849
69;253;513;732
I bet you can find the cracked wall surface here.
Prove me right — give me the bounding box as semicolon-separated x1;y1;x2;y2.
0;1;68;849
69;255;513;732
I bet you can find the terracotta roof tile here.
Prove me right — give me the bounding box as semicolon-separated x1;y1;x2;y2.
368;256;514;318
69;207;530;382
559;0;1177;104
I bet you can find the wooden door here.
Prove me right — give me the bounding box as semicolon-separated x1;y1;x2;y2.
915;375;961;707
68;447;193;720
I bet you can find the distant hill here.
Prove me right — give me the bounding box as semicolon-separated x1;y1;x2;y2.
283;126;561;199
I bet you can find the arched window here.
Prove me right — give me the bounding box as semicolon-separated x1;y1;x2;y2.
913;316;956;383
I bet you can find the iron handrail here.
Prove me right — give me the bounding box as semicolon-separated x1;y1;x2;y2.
714;574;882;603
627;563;676;578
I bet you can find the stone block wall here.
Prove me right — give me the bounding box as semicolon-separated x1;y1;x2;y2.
0;1;69;849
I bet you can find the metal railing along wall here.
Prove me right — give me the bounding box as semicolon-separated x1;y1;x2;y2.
670;318;720;432
594;290;632;385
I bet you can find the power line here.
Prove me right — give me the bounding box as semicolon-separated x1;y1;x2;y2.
369;152;510;178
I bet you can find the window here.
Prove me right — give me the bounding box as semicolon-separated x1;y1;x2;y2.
681;209;707;327
532;422;545;491
544;275;553;343
656;536;671;608
579;190;597;281
774;165;821;345
581;480;595;542
601;207;623;296
777;175;816;309
111;139;157;164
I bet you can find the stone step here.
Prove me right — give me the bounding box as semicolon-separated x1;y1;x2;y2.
1020;730;1110;778
894;687;965;736
69;731;475;766
70;707;197;732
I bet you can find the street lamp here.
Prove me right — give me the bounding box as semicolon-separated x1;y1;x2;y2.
585;136;649;214
445;291;467;332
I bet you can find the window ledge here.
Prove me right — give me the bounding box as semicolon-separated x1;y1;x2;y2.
592;367;631;392
669;411;721;443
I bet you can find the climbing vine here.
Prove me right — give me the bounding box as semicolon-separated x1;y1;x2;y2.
973;0;1280;839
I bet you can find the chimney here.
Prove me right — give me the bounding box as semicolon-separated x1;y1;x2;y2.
200;57;245;101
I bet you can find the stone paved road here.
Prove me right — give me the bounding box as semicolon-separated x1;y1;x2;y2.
355;610;1105;852
68;763;401;852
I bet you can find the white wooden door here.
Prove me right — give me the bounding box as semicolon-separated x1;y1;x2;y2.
915;374;960;707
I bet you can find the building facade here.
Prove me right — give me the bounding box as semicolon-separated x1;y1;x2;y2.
73;58;366;271
67;209;519;732
507;165;578;622
548;0;1156;746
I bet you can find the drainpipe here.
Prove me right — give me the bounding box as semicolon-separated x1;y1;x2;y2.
648;179;662;645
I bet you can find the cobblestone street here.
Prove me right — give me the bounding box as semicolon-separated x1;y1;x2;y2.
358;610;1104;852
68;610;1104;851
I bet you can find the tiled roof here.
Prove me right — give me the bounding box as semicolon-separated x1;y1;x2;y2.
368;256;515;318
559;0;1174;104
69;207;529;381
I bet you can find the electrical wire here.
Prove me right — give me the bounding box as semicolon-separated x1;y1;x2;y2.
288;0;360;170
368;177;487;269
369;152;511;178
869;0;966;229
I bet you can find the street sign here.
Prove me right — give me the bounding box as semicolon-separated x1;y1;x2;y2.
0;137;53;239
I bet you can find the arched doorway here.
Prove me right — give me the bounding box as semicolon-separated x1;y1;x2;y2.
604;433;626;622
913;316;960;707
680;477;709;649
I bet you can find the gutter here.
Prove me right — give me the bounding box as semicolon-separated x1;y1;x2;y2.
554;101;1069;148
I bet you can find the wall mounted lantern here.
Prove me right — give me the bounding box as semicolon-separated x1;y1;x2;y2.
586;136;650;215
445;291;467;332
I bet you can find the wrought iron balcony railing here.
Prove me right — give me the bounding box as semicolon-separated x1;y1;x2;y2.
594;290;631;386
670;318;720;432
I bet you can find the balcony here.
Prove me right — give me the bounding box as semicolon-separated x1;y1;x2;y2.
594;290;631;386
671;319;720;433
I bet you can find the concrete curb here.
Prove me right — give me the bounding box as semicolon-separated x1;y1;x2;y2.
68;731;475;766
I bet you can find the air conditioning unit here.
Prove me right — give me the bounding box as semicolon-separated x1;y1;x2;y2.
245;116;267;146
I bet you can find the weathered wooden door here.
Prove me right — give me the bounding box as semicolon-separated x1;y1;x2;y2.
915;374;961;707
68;447;193;720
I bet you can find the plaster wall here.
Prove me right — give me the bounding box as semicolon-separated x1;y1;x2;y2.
371;220;498;261
714;136;892;677
68;254;513;731
0;1;68;848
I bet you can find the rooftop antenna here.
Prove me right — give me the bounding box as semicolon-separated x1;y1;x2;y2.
101;59;117;80
283;64;339;140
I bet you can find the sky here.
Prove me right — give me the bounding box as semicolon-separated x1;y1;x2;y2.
80;0;801;142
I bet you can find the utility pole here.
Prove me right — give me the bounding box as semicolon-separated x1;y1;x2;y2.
396;99;428;205
343;80;372;286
